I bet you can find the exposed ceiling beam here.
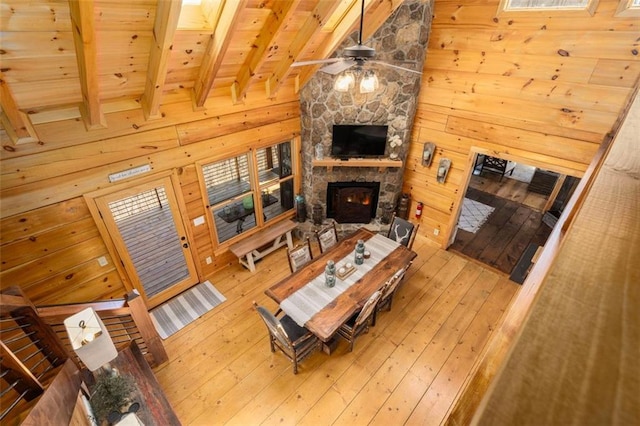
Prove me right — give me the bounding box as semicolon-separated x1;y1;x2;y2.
68;0;106;130
141;0;183;120
231;0;301;104
193;0;248;108
297;0;404;88
265;0;342;98
0;73;39;145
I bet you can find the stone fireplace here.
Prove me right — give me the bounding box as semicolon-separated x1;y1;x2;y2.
297;0;433;236
327;182;380;223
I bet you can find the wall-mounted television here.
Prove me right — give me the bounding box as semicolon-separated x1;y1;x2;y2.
331;124;388;158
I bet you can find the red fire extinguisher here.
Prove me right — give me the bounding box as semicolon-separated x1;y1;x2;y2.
415;201;424;219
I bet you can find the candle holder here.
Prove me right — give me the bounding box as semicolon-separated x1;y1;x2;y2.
325;260;336;287
354;240;365;265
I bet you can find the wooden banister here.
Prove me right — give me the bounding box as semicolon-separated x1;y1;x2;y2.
1;285;168;418
126;291;168;365
0;341;44;401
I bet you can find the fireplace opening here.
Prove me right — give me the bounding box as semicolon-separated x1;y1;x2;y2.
327;182;380;223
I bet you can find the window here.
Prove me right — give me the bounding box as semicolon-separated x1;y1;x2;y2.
499;0;599;14
200;141;295;244
615;0;640;16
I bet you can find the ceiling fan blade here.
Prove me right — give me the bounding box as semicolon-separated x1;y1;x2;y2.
320;59;356;75
290;58;342;67
370;60;422;75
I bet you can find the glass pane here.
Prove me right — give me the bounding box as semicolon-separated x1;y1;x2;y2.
212;195;258;243
109;186;189;298
507;0;589;8
202;155;251;206
260;178;294;223
255;141;292;182
278;141;293;178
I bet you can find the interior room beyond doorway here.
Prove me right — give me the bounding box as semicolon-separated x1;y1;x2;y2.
450;155;556;280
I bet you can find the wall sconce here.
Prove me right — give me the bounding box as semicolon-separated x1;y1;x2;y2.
422;142;436;167
436;158;451;183
64;307;117;371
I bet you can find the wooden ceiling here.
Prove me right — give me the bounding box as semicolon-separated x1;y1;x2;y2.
0;0;404;143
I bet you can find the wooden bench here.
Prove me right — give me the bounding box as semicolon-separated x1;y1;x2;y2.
229;219;297;272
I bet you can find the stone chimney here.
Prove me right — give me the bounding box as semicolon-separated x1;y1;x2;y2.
298;0;433;234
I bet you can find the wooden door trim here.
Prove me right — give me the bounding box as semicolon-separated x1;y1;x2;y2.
84;170;198;308
441;147;581;249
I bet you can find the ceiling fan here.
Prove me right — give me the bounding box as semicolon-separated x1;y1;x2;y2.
290;0;422;77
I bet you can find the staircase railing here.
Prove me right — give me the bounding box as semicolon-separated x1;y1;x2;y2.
0;286;167;423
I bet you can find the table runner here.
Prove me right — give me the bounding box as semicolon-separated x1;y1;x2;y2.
280;233;401;327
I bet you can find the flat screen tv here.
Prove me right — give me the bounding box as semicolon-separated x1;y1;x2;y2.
331;124;388;158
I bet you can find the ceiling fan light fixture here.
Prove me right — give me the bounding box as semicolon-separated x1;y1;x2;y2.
334;71;355;92
359;71;379;94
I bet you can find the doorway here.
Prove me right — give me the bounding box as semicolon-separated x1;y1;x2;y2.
87;174;199;308
447;151;579;280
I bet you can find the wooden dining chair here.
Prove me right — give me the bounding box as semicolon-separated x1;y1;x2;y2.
252;302;322;374
315;222;339;253
336;290;382;352
373;265;410;326
287;238;313;273
387;213;419;250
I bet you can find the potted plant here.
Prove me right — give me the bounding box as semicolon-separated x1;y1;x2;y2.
90;373;135;424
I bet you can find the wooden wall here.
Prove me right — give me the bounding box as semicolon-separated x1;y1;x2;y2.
2;0;639;307
0;92;301;306
405;0;640;246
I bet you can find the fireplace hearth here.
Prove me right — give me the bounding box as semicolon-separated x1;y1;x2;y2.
327;182;380;224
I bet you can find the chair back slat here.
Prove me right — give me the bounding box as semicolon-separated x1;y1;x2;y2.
354;290;382;329
387;214;419;249
254;305;293;350
288;238;313;272
316;223;338;253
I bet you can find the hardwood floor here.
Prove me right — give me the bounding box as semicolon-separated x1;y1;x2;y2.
468;169;547;212
153;233;519;425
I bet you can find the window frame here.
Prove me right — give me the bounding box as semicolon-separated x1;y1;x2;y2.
615;0;640;16
497;0;600;15
196;137;299;249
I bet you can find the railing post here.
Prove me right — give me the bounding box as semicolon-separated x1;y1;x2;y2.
125;291;168;366
0;341;44;402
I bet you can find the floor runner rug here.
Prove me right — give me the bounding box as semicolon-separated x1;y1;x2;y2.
459;198;495;233
150;281;226;339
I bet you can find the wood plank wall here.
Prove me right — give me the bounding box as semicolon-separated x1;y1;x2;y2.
405;0;640;246
1;0;639;307
0;94;301;305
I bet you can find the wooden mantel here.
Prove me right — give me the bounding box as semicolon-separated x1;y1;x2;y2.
312;157;403;172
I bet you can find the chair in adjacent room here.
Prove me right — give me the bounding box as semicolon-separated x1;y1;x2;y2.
336;290;382;352
287;238;313;273
386;213;419;250
315;222;339;253
253;302;322;374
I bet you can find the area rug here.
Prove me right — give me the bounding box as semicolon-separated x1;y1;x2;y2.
459;198;495;233
150;281;226;339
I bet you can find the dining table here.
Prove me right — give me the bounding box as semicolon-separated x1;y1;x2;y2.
265;227;417;344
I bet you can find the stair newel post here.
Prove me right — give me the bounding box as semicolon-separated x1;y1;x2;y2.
125;291;168;366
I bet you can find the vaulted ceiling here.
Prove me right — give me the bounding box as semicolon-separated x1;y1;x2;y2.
0;0;406;143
